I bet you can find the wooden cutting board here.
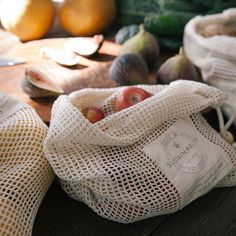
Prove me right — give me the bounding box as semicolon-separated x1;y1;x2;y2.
0;29;123;123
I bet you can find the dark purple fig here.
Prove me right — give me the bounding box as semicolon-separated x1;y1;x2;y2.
121;24;160;70
156;48;199;84
109;53;149;86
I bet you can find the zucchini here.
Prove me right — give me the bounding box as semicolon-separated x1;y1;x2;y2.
144;11;197;37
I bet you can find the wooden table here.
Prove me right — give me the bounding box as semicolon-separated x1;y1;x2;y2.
1;29;236;236
0;30;122;123
33;179;236;236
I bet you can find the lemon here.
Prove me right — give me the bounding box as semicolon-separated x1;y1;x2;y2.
58;0;116;36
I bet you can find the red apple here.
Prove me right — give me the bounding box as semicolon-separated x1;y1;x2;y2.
114;87;152;112
81;106;105;124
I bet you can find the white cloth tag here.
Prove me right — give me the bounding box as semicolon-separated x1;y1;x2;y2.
143;117;232;206
0;93;28;122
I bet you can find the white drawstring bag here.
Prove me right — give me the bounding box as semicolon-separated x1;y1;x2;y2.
0;93;54;236
184;8;236;124
184;8;236;187
44;81;236;223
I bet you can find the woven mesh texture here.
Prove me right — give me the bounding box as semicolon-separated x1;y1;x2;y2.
218;145;236;187
0;106;54;236
184;9;236;84
44;81;236;223
184;8;236;186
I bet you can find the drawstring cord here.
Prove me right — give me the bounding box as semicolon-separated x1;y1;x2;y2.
215;103;235;144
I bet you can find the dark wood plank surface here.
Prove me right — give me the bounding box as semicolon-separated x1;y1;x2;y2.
32;180;236;236
1;29;236;236
33;180;169;236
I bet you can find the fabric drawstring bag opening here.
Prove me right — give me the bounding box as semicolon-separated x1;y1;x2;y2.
0;93;54;236
44;81;236;223
184;8;236;125
184;8;236;189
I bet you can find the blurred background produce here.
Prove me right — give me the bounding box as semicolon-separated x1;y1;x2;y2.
115;24;139;44
114;0;236;50
109;53;149;86
0;0;236;97
0;0;56;41
0;0;235;47
156;48;199;84
58;0;116;36
121;24;160;70
0;0;117;40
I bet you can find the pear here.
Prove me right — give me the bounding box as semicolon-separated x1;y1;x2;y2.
156;48;199;84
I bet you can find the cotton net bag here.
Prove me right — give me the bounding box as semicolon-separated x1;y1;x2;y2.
44;80;236;223
0;93;54;236
184;8;236;124
184;8;236;187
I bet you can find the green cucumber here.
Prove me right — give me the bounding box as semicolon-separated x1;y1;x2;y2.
144;11;197;37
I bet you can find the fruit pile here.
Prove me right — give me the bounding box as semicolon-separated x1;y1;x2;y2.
82;86;151;124
0;0;116;41
9;0;213;99
20;21;201;98
110;24;201;87
115;0;236;50
1;0;235;46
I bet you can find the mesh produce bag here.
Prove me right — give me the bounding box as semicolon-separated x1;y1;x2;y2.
0;93;54;236
184;8;236;187
184;8;236;122
44;81;236;223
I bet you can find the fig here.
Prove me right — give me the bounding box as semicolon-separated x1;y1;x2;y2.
109;53;149;86
21;62;116;98
64;34;104;57
40;47;81;66
121;24;160;70
156;48;199;84
21;69;64;98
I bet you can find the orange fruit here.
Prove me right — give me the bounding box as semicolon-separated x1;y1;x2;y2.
0;0;55;41
58;0;116;36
